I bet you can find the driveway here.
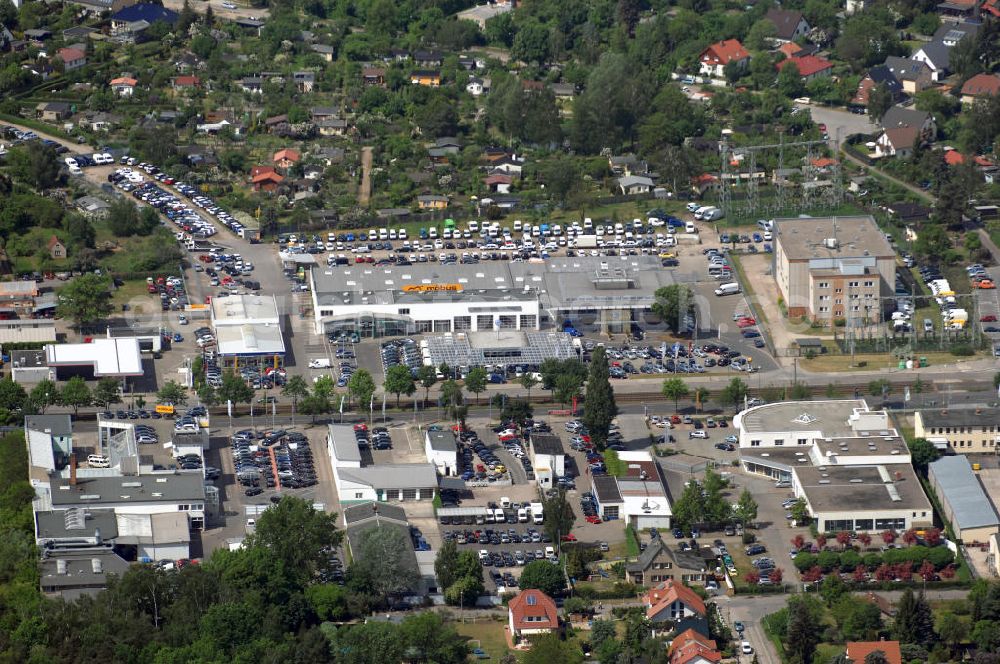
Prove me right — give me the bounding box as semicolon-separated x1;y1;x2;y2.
807;105;878;145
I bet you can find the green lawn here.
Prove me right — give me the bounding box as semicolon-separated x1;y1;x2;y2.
454;619;512;659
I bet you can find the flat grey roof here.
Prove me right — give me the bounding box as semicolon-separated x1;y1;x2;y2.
775;216;894;260
424;331;577;370
918;408;1000;428
740;448;802;473
343;501;408;526
312;254;678;311
328;424;362;464
813;435;908;459
35;508;118;541
797;464;932;514
426;429;457;453
593;475;622;503
929;456;1000;530
339;464;439;490
50;474;205;506
25;414;72;437
40;551;130;591
737;400;869;435
531;433;563;456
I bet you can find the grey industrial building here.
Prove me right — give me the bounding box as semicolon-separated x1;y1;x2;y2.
928;455;1000;543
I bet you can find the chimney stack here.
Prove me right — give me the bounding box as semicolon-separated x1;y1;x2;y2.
69;456;77;486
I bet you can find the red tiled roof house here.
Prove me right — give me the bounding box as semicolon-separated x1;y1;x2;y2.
776;55;833;82
669;628;721;664
845;641;902;664
507;589;559;641
644;579;708;636
961;73;1000;105
698;39;750;79
57;47;86;71
273;148;301;170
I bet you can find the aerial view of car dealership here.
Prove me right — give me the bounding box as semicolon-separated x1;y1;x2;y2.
2;0;1000;661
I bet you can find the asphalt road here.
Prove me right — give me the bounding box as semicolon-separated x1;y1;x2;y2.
161;0;270;20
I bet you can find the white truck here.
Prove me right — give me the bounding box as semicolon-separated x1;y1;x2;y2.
715;282;741;296
308;358;331;369
575;235;599;248
530;502;544;524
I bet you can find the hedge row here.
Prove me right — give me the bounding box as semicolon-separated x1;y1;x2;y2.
793;545;954;574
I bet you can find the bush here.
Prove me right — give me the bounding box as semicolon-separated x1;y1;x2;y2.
794;552;818;573
950;344;974;356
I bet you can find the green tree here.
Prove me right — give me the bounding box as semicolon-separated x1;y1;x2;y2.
500;398;533;427
28;379;58;414
58;376;91;415
950;35;981;81
868;378;892;399
971;620;1000;651
197;383;219;409
383;365;416;407
281;374;309;424
246;496;342;585
349;525;420;603
511;20;550;64
542;489;576;549
56;273;114;330
651;285;694;332
444;573;483;607
299;392;332;424
92;377;122;409
661;377;689;413
464;366;488;405
908;437;942;472
603;449;625;477
582;347;617;449
417;365;437;405
518;559;565;596
218;370;253;407
439;378;463;411
936;611;969;656
522;632;582;664
305;583;352;622
733;489;759;529
157;380;188;407
867;82;893;121
434;539;462;590
894;589;936;647
348;369;377;412
790;498;811;525
777;61;804;98
671;480;707;532
721;378;749;408
785;595;821;664
746;18;777;50
0;377;26;413
519;373;539;400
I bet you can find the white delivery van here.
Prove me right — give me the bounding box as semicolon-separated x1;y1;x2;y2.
493;508;506;522
308;358;332;368
530;502;544;524
88;454;110;468
499;496;512;509
703;208;725;221
715;283;741;296
685;221;697;233
517;508;528;523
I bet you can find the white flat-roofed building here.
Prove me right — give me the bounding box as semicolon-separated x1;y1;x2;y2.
309;255;682;337
425;429;458;476
328;424;437;505
591;451;672;529
211;294;281;326
794;464;932;534
530;433;565;487
210;295;284;368
45;337;143;379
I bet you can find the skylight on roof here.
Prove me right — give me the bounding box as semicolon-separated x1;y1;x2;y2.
793;413;817;424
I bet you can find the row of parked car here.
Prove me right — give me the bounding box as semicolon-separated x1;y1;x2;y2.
380;338;421;375
354;423;393;450
233;429;317;495
108;168;218;240
458;428;509;482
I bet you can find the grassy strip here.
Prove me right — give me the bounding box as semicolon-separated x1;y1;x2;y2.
624;525;640;558
0;112;74;141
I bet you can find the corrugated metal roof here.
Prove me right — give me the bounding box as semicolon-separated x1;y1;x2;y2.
929;455;1000;530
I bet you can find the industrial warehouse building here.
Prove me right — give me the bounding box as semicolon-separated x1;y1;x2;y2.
928;455;1000;543
914;408;1000;453
327;425;438;505
309;255;680;337
736;399;934;533
773;215;895;323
